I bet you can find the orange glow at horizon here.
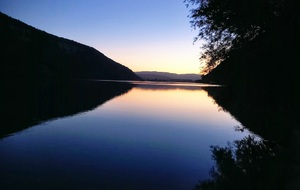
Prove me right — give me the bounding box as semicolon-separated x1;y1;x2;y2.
96;35;204;75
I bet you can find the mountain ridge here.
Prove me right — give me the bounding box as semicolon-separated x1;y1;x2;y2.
135;71;201;81
0;12;141;81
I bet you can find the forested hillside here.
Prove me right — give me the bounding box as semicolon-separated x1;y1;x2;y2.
0;12;140;81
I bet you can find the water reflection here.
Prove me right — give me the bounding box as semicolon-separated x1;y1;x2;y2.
0;81;253;190
131;81;220;89
107;86;236;128
199;87;289;190
1;80;133;138
202;86;291;144
195;135;284;190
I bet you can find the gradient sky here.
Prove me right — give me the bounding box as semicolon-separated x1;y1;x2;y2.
0;0;203;74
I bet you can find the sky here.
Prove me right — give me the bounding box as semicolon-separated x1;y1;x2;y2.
0;0;203;74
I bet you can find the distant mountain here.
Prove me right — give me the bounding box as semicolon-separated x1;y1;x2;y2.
0;12;141;81
135;71;201;81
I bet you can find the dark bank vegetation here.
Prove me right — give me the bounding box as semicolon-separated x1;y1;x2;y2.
185;0;299;189
185;0;299;142
0;12;140;81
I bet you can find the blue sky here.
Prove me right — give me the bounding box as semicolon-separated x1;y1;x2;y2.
0;0;202;74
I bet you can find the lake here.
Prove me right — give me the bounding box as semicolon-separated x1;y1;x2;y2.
0;80;254;190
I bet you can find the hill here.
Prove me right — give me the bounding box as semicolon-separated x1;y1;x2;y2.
135;71;201;81
0;12;140;81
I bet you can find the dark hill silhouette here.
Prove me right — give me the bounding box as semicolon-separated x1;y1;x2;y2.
0;12;141;81
135;71;201;81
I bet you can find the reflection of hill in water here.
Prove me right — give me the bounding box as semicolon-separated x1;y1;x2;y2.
132;81;218;91
1;80;133;138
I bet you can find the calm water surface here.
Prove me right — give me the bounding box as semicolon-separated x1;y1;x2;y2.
0;81;254;190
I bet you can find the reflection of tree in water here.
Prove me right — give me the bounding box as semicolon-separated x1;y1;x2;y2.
195;135;285;190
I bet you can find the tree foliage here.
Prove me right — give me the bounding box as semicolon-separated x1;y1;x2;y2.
185;0;287;74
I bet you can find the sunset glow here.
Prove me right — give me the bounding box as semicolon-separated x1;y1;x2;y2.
0;0;203;74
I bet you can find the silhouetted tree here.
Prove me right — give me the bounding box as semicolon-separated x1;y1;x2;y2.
185;0;297;74
185;0;299;133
